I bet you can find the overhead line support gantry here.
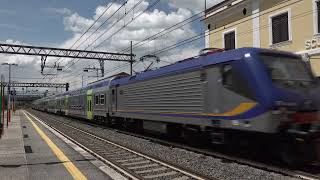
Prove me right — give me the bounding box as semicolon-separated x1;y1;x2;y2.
0;43;135;76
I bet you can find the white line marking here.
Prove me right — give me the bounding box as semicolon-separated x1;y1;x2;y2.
25;111;136;180
27;110;206;180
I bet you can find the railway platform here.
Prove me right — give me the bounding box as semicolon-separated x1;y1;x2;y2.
0;110;112;180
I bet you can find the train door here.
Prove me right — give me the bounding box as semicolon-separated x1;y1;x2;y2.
205;67;223;114
86;89;93;120
110;87;117;113
220;63;256;114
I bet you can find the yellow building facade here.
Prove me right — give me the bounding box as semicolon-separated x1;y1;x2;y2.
204;0;320;76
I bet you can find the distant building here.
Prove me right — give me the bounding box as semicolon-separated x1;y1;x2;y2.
204;0;320;76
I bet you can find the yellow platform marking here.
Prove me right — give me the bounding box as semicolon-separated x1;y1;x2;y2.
204;102;257;116
23;111;87;180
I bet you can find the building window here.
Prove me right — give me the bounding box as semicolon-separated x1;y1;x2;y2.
271;12;289;44
100;94;105;105
269;9;292;45
224;30;236;50
317;1;320;33
313;1;320;35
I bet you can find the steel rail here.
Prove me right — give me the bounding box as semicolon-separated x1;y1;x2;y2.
27;110;211;180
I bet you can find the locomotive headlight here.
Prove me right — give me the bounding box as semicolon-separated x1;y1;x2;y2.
244;53;251;58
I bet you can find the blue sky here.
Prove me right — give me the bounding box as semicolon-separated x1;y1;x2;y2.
0;0;185;45
0;0;109;45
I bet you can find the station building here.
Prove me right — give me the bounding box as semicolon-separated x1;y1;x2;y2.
203;0;320;76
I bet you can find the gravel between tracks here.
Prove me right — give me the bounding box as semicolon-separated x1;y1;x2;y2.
30;110;299;180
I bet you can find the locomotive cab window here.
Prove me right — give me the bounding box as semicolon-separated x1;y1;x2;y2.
259;53;315;91
221;64;255;100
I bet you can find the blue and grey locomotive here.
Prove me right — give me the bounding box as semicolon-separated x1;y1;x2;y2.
32;47;320;164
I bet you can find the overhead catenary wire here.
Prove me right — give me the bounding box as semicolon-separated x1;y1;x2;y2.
90;0;314;78
93;0;161;48
52;0;160;82
152;8;314;56
70;61;141;87
50;0;208;82
42;0;118;80
49;0;135;80
120;11;203;53
52;0;305;89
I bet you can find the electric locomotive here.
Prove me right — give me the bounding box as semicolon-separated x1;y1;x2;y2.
32;47;320;165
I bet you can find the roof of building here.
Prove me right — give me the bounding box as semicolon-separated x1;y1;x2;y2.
204;0;248;19
205;0;231;13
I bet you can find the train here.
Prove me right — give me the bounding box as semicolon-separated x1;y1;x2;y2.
32;47;320;165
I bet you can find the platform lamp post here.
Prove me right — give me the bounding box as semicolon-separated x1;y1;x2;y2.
1;75;4;129
0;74;4;136
2;63;18;126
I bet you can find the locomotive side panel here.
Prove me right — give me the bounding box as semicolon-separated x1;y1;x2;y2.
113;69;212;126
117;70;204;113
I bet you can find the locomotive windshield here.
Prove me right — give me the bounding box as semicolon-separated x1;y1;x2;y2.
259;53;315;89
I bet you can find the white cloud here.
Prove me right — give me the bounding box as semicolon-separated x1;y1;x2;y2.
63;13;96;33
45;7;72;16
1;0;207;90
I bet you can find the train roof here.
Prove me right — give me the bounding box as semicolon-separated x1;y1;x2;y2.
33;47;298;102
111;47;298;86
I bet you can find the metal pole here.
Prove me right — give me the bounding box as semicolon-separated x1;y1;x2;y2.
1;75;4;125
12;88;15;114
130;41;133;76
205;0;206;12
0;79;2;122
0;76;2;137
7;64;11;124
82;75;84;88
1;81;3;135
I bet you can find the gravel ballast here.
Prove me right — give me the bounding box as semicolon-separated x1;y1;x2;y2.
31;110;300;180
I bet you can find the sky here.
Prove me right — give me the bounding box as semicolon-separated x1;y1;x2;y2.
0;0;223;93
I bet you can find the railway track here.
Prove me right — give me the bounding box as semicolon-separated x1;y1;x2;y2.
27;110;320;180
24;110;211;180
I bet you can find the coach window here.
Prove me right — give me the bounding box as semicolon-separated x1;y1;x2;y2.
95;94;99;105
100;94;105;105
222;64;254;100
